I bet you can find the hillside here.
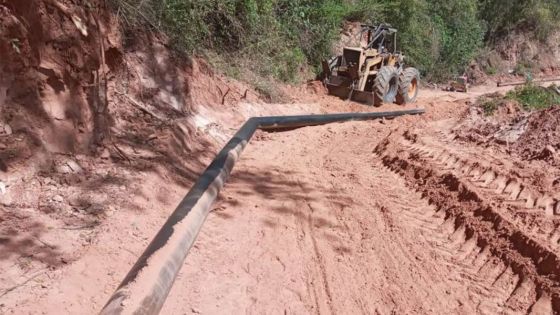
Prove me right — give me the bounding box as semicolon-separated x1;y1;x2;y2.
110;0;560;84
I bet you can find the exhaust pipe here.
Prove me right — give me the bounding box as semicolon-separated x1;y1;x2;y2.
100;109;425;315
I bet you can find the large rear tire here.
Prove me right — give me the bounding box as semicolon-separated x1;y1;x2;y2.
373;66;399;106
396;67;420;105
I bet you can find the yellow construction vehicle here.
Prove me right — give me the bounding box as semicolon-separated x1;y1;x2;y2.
322;24;419;106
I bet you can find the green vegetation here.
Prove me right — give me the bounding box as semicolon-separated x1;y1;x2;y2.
394;0;484;79
514;61;533;77
479;0;560;41
481;98;499;116
506;84;560;111
110;0;560;92
479;83;560;115
485;67;497;75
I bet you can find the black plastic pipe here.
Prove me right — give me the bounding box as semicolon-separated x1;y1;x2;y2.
497;77;560;87
100;108;425;315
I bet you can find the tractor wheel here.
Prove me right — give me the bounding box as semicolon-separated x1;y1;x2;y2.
373;66;399;106
396;67;420;105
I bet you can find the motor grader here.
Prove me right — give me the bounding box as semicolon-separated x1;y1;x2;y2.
322;24;419;106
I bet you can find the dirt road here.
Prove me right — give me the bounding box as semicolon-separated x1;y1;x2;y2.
160;97;556;314
2;85;559;314
164;117;494;314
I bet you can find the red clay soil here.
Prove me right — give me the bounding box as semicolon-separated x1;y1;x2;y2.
2;2;560;312
3;76;560;314
512;107;560;160
160;94;559;314
162;86;560;314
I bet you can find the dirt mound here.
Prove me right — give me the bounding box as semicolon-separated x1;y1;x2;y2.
0;0;262;167
453;92;560;167
452;94;526;146
376;128;560;312
513;107;560;160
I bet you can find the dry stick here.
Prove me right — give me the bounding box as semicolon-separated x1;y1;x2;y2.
44;0;88;36
112;142;132;163
119;1;160;31
0;269;46;298
221;87;231;105
34;237;56;249
60;222;99;230
215;76;249;101
93;7;110;145
89;17;103;145
114;91;166;121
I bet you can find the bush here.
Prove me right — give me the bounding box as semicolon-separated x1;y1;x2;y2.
506;84;560;110
112;0;552;87
481;99;499;115
513;61;534;77
485;67;497;75
480;0;560;41
112;0;485;82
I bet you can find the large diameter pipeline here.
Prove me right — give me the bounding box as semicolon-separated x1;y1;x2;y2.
100;118;258;315
257;109;425;130
100;109;424;315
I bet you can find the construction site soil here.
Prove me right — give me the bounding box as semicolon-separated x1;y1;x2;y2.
2;2;560;313
3;80;560;314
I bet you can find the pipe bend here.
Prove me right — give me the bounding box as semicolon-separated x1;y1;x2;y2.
100;108;425;315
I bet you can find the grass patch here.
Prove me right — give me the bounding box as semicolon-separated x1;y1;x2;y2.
205;51;291;102
506;84;560;110
514;61;534;77
481;99;500;116
485;66;497;75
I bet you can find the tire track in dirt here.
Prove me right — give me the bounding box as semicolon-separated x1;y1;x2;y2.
270;121;537;313
299;179;336;315
294;178;336;315
376;127;560;314
369;158;526;314
421;122;560;252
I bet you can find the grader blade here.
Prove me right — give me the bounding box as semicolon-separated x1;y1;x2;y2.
351;90;375;105
325;76;352;99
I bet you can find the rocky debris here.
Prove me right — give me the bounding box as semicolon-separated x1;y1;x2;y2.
513;107;560;160
454;98;560;164
42;177;55;186
306;81;327;95
2;124;12;135
100;148;111;160
56;159;84;174
56;164;72;174
52;195;64;203
65;160;83;173
533;145;559;161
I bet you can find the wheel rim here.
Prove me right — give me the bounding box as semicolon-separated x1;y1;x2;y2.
408;77;418;96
